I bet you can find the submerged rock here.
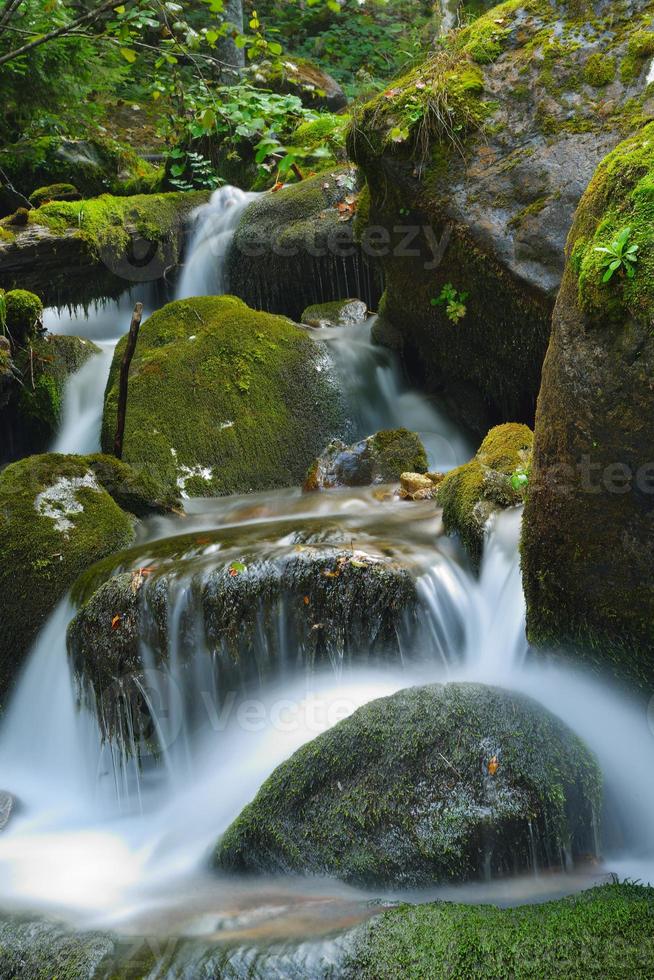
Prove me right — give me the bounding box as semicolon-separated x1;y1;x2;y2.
0;791;15;831
304;429;427;490
0;453;170;694
215;682;601;887
227;168;383;320
522;121;654;689
101;295;350;497
301;298;368;328
349;0;654;430
438;423;532;566
68;543;420;743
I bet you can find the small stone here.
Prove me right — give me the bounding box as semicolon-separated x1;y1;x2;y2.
399;472;440;500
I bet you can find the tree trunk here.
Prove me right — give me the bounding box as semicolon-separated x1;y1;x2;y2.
216;0;245;81
113;302;143;459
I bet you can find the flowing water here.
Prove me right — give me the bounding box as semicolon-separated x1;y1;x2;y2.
4;187;654;969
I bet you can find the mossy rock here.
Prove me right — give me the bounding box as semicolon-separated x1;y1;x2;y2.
28;183;82;208
292;113;350;165
101;295;350;497
0;136;161;200
522;121;654;691
253;57;348;112
342;883;654;978
227;167;382;321
0;454;138;695
0;333;99;463
4;288;43;344
305;428;428;490
301;297;368;327
438;422;533;566
348;0;654;431
68;541;419;745
0;190;207;307
215;682;601;887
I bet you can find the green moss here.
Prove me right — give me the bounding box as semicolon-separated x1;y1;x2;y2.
293;113;350;162
620;28;654;82
4;289;43;342
344;883;654;978
28;183;80;208
101;295;348;497
438;423;533;566
583;52;617;87
0;454;136;694
572;121;654;324
216;682;601;886
370;428;428;479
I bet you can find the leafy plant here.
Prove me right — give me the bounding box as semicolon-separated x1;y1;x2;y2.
431;283;469;324
511;466;529;492
594;226;639;282
167;149;223;191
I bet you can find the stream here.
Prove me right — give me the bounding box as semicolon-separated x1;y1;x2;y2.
2;186;654;971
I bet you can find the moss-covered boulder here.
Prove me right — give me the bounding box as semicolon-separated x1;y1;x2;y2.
349;0;654;431
227;168;382;320
215;682;601;887
438;423;532;565
0;454;142;693
101;295;349;497
27;182;81;208
0;191;206;307
0;136;160;200
342;883;654;978
68;539;419;744
301;297;368;328
304;429;427;490
253;57;348;112
522;121;654;690
0;333;99;463
4;288;43;344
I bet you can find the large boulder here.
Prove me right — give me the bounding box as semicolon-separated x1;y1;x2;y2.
349;0;654;432
101;295;350;497
304;428;428;490
342;883;654;979
253;57;348;112
0;136;160;203
215;682;601;887
438;422;532;565
227;168;383;320
0;453;172;695
522;121;654;690
68;540;420;743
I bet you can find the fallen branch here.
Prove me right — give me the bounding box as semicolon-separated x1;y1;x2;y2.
113;302;143;460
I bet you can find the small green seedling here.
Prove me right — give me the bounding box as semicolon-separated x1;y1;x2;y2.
431;283;469;324
594;226;639;282
511;467;529;492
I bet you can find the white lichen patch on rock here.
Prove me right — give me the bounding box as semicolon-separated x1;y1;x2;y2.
176;464;214;497
34;473;101;534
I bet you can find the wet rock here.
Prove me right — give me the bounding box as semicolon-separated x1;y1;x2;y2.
522;121;654;690
304;429;427;491
101;295;350;497
6;207;28;227
301;298;368;328
0;454;138;695
68;544;421;744
227;167;383;321
0;917;142;979
215;682;602;887
398;471;443;501
438;423;532;566
349;0;654;431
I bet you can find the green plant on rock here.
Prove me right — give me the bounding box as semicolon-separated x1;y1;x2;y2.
167;149;223;192
432;282;469;323
511;465;529;492
594;226;639;282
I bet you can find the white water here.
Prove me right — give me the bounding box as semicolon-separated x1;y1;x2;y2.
176;185;259;300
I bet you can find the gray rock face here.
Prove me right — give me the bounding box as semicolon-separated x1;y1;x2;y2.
304;429;428;490
215;682;602;887
301;298;368;328
350;0;654;430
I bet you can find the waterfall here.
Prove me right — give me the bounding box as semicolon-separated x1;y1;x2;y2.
176;185;259;300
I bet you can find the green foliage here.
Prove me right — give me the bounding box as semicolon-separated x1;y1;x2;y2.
594;226;639;282
167;148;222;191
432;282;469;323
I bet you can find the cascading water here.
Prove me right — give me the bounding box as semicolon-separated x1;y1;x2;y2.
4;184;654;969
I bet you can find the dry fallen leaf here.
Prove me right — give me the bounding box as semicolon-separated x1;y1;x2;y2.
488;755;500;776
111;614;122;631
